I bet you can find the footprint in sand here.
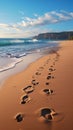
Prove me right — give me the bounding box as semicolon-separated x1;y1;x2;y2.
31;80;39;86
47;75;55;80
40;108;61;122
50;65;54;68
49;67;56;72
14;113;24;122
35;107;64;122
35;72;41;75
23;85;34;94
49;68;54;72
36;66;44;73
39;66;44;70
21;94;31;104
43;89;53;95
45;82;50;85
47;75;52;80
48;72;51;75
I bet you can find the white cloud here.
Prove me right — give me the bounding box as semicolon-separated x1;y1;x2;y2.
70;12;73;17
0;10;73;38
0;23;8;28
1;10;73;30
51;11;72;21
18;11;73;28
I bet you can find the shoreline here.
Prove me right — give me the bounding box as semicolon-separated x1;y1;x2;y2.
0;40;73;130
0;43;60;88
0;53;43;87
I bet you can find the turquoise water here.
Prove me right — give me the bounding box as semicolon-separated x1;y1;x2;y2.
0;38;57;57
0;38;58;72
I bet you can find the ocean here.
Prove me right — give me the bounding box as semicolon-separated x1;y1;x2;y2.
0;38;59;86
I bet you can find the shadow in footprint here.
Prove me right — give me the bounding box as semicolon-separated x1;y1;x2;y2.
47;75;52;80
50;65;53;68
21;94;30;104
45;82;50;85
48;73;51;75
31;80;39;86
35;72;41;75
14;113;24;122
43;89;53;95
49;68;54;72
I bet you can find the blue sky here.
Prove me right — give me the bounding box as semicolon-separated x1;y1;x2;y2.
0;0;73;38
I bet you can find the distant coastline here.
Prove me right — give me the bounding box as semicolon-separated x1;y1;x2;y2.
33;31;73;40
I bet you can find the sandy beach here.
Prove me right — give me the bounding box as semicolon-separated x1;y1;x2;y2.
0;40;73;130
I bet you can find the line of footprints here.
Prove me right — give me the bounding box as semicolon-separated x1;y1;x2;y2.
14;53;61;123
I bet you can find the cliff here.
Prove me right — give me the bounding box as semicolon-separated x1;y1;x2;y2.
33;31;73;40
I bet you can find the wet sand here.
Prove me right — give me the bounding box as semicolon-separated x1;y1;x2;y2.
0;40;73;130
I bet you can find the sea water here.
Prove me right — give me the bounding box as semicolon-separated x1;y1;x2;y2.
0;38;59;86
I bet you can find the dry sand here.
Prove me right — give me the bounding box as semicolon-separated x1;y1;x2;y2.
0;40;73;130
